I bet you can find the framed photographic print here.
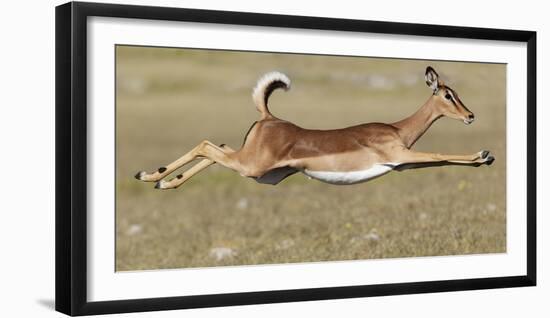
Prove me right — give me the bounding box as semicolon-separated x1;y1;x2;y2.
55;1;536;316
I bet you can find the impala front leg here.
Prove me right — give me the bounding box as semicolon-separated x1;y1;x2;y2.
134;143;205;182
393;149;495;171
135;141;237;182
155;145;236;190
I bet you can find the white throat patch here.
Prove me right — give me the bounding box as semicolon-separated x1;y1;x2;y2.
303;163;399;185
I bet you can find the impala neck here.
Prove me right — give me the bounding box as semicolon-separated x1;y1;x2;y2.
392;97;442;149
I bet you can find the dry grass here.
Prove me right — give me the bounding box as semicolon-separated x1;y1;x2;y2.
115;46;506;271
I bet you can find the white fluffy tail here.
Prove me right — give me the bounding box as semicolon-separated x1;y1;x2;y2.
252;71;291;119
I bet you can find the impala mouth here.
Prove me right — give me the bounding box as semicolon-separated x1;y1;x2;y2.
463;113;475;125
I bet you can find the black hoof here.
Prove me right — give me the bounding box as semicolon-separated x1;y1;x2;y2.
486;156;495;165
134;171;145;180
154;182;161;189
481;150;490;159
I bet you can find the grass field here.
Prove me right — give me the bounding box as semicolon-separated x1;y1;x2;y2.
115;46;506;271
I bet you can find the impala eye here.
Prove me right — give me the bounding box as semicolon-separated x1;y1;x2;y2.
445;93;452;100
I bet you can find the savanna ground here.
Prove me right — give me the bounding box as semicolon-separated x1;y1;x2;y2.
115;46;506;271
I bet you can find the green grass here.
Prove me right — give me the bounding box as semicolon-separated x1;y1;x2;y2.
115;46;506;271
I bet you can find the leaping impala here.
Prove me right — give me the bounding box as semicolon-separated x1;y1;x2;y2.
135;66;494;189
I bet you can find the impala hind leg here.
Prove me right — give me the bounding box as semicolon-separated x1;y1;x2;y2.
135;141;238;182
155;145;236;190
393;149;495;171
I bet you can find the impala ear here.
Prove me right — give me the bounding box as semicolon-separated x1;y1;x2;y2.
425;66;440;93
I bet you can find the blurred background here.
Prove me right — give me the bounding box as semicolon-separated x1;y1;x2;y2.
115;46;506;271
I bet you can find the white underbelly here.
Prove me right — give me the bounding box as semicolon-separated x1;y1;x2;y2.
303;163;399;185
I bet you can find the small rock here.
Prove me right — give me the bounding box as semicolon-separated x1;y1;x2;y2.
126;224;142;236
364;233;380;241
236;198;249;210
351;230;381;243
275;239;295;250
486;203;497;212
209;247;236;261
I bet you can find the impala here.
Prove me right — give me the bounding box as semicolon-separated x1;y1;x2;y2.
135;66;494;189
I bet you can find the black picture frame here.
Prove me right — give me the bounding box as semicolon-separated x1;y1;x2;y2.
55;1;537;316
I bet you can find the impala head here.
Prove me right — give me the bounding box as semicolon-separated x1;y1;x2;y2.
425;66;474;125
